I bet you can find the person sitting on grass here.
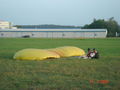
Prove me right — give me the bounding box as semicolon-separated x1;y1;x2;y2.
87;48;99;59
78;48;99;59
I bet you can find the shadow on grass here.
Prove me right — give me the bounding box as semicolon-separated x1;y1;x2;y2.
0;53;14;60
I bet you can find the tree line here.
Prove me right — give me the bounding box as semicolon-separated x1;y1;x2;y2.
82;17;120;37
14;24;81;29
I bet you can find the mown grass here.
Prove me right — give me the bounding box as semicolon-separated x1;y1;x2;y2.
0;38;120;90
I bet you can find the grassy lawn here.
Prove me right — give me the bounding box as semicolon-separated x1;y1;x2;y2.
0;38;120;90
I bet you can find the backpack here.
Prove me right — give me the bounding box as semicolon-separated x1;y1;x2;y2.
95;52;99;59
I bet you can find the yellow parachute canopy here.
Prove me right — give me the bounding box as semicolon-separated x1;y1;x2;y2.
48;46;85;57
14;46;85;60
14;49;60;60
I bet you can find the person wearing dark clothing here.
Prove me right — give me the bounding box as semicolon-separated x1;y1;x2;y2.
92;48;99;59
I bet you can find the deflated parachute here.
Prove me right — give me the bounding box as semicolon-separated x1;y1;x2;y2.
13;49;60;60
13;46;85;60
48;46;85;57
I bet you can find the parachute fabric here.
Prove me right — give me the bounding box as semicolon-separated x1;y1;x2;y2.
14;49;60;60
48;46;85;57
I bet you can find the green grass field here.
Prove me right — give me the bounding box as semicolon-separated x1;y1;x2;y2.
0;38;120;90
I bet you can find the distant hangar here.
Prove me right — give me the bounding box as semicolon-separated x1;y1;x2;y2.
0;29;107;38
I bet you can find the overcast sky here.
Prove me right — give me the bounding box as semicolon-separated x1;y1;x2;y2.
0;0;120;26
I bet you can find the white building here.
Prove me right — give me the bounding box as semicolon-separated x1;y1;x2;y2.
0;20;12;29
0;29;107;38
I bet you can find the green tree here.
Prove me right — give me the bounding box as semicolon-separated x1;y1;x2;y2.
82;17;120;37
106;17;120;37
